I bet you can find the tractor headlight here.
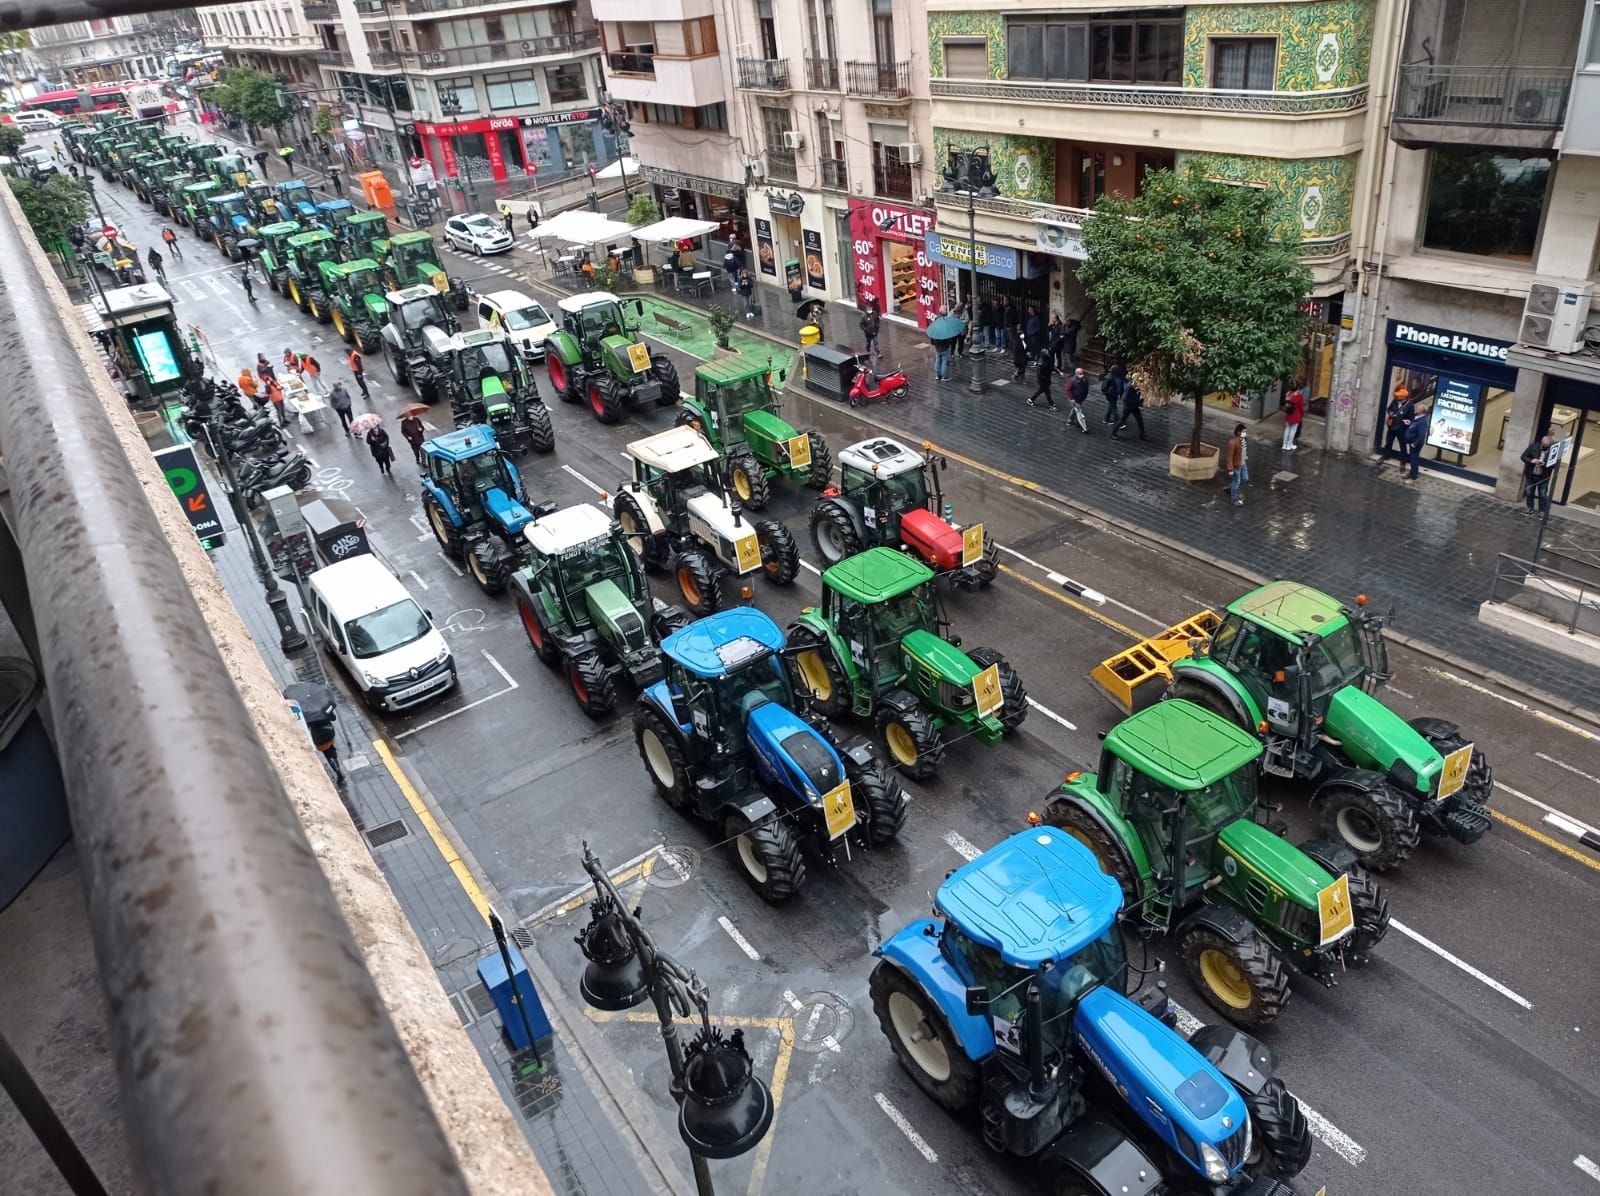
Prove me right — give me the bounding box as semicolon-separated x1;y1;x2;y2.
1199;1141;1230;1183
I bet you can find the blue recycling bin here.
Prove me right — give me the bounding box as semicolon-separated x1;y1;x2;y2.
477;948;553;1051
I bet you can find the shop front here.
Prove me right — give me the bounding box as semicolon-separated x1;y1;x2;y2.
846;198;940;328
1506;363;1600;515
639;166;748;247
1378;319;1518;485
415;109;612;199
925;231;1050;318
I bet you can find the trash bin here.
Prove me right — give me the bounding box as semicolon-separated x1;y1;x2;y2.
799;324;821;348
0;657;69;910
803;344;859;402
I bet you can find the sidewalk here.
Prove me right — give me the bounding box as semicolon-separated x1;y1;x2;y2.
591;269;1600;715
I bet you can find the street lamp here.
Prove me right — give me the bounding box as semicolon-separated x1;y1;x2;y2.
575;845;773;1196
939;147;998;396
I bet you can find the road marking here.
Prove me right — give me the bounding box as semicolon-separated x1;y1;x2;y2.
1495;780;1600;837
1389;918;1533;1009
1491;808;1600;873
873;1093;938;1164
997;562;1142;639
372;739;489;921
522;845;664;925
407;569;430;591
1546;811;1591;839
394;648;518;739
1536;751;1600;789
718;914;761;960
747;1022;796;1196
780;990;842;1053
1576;1155;1600;1183
994;543;1161;624
1386;685;1415;699
943;830;981;861
438;551;465;578
561;462;609;496
1421;665;1598;742
797;557;822;576
1026;697;1077;731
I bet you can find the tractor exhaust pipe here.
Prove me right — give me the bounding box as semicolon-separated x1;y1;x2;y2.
1025;979;1047;1098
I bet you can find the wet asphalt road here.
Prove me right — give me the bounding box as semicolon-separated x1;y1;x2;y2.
88;154;1600;1196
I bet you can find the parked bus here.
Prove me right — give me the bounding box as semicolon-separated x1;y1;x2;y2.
23;86;128;117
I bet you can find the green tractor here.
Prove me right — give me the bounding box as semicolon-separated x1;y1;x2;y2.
440;328;555;455
544;291;681;424
510;503;691;717
1043;698;1390;1028
787;548;1027;780
1094;580;1495;871
126;153;161;202
206;191;255;259
153;171;195;223
255;221;301;294
381;229;468;311
379;284;460;401
182;180;221;239
675;356;831;509
209;151;252;190
343;209;391;261
283;230;340;319
107;141;139;186
324;259;388;351
181;141;224;175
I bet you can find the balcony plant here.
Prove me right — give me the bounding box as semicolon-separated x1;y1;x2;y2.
1080;165;1310;482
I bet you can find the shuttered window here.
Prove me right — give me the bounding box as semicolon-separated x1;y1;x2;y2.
943;40;988;79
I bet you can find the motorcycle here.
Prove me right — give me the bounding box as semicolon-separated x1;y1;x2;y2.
848;360;910;407
239;450;312;508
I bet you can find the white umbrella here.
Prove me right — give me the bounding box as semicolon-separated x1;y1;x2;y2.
630;216;719;244
530;209;634;246
592;155;639;181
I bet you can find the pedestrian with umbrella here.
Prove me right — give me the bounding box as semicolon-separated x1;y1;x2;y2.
399;405;427;465
351;414;393;477
284;682;343;784
927;313;967;383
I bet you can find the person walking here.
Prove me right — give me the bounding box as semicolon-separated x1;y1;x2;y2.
347;347;369;401
933;332;953;382
239;267;256;306
1060;316;1081;371
300;351;326;395
950;299;969;359
236;365;260;399
736;268;756;318
161;225;182;261
266;376;287;427
995;298;1013;352
1521;428;1557;514
1011;325;1030;381
860;299;882;358
1046;314;1065;371
1226;423;1249;506
366;425;396;477
502;207;515;236
526;207;539;233
1025;346;1058;410
1403;407;1429;480
1382;386;1415;462
1102;363;1126;427
1065;367;1091;434
400;413;426;465
1113;378;1147;440
255;353;276;384
1024;305;1043;349
976;298;994;352
1281;381;1306;451
328;380;354;434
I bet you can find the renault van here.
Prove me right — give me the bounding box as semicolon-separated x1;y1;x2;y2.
306;555;455;711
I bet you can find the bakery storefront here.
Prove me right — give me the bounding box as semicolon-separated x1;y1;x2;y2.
1378;319;1518;485
846;198;940;328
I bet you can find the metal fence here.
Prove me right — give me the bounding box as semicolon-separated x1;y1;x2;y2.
846;59;911;98
737;57;792;91
1395;64;1571;127
1488;554;1600;637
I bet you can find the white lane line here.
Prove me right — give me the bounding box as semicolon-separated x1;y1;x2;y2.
1386;685;1416;700
1546;811;1591;839
1536;751;1600;789
1389;918;1533;1009
717;915;761;961
407;569;430;591
781;989;841;1052
561;462;609;496
522;843;665;926
1576;1155;1600;1183
798;557;822;576
873;1093;938;1164
439;552;465;578
943;830;981;861
1026;697;1077;731
484;650;515;687
1422;666;1597;742
1496;780;1600;838
394;648;518;739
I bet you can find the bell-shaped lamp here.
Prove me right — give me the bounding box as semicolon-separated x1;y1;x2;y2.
678;1026;774;1160
575;899;648;1012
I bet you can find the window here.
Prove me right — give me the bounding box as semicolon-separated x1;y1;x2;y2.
806;0;836;61
1211;37;1276;90
546;63;586;104
1075;149;1106;207
760;104;792;146
1591;0;1600;66
692;101;728;130
686;16;717;56
1423;150;1551;260
484;70;538;108
943;39;987;79
1007;15;1180;85
873;0;895;63
756;0;778;59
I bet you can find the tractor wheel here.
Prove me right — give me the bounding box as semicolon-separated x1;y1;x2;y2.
383;339;410;385
1178;925;1291;1029
416;370;440;405
525;404;555;454
309;292;331;324
849;757;908;846
546;354;580;404
1168;677;1246;729
332;307;353;344
288;276;304;309
425;496;463;561
1314;780;1420;871
875;690;944;781
954;537;1000;591
676;549;721;616
516;594;561;666
587;374;626;424
267;270;281;295
1408;719;1494;806
1243;1078;1313;1179
615;493;667;570
1295;839;1390;960
756;519;799;585
650;354;680;406
810;502;864;566
674;408;704;432
565;646;617;719
804;431;833;490
356;328;383;354
466;540;512;595
869;962;979;1112
966;647;1028;733
728;452;771;510
1045;802;1136;906
787;624;851;718
723;810;805;903
222;235;239;261
652;604;694;640
635;707;692;810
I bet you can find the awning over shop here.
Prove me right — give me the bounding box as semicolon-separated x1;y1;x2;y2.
630;216;720;244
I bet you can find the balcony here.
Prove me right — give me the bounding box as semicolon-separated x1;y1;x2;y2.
314;47;353;66
819;156;846;191
737;57;791;92
369;48;403;67
607;50;654;75
930;76;1367;115
806;56;838;90
873;159;913;200
302;2;336;19
846;59;910;99
406;30;598;70
764;147;798;182
1392;64;1572;151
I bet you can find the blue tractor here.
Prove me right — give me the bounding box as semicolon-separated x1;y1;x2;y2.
420;425;553;596
274;179;319;222
634;608;908;902
871;829;1314;1194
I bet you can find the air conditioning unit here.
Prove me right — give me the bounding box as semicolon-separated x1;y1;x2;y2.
898;143;922;165
782;130;805;150
424;51;445;64
747;158;766;180
1521;279;1594;353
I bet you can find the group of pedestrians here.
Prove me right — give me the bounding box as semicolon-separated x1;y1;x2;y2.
1380;386;1431;481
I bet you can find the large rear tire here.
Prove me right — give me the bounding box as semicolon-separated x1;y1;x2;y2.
787;624;851;718
1169;676;1247;729
804;431;833;490
1243;1077;1313;1179
565;646;617;719
467;540;511;595
651;355;680;406
875;690;944;781
1315;780;1420;871
588;374;625;423
756;519;799;585
849;757;907;846
809;502;864;566
1178;925;1291;1029
1044;802;1137;906
516;593;561;666
723;810;804;903
966;647;1027;733
675;548;721;616
615;493;667;570
425;495;463;561
869;962;979;1111
728;451;771;510
383;338;409;386
635;707;692;810
525;403;555;453
546;354;580;404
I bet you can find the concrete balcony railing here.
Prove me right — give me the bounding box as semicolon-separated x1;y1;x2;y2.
819;156;847;190
806;56;839;90
302;2;337;19
313;47;353;66
406;30;598;70
737;56;792;91
764;146;798;182
1392;63;1571;149
847;59;910;98
930;75;1369;115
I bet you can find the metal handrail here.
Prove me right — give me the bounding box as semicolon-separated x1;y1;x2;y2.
931;76;1369;114
0;190;471;1196
1489;553;1600;636
1395;63;1571;127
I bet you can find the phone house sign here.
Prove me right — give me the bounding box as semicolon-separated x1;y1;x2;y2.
1387;321;1512;364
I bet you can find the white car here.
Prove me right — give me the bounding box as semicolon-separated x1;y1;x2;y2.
474;288;556;360
18;147;58;176
445;213;514;256
7;110;62;130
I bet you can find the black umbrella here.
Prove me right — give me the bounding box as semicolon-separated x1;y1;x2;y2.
283;682;336;722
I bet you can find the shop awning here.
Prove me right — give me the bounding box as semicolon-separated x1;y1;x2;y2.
531;209;634;245
631;216;720;244
593;155;640;181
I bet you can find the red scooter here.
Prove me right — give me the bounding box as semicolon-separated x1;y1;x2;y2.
848;359;909;407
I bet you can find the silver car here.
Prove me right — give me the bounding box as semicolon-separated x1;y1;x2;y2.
445;213;514;256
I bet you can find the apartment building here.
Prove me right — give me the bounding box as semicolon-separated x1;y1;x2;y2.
196;1;322;88
1329;0;1600;514
30;15;197;84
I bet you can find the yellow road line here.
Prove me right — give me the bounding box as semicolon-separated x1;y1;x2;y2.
373;738;491;922
585;1009;791;1030
997;562;1142;639
547;856;656;921
747;1020;795;1196
1490;809;1600;872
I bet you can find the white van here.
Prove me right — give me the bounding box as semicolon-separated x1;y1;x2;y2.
306;555;456;712
9;111;62;130
473;288;556;360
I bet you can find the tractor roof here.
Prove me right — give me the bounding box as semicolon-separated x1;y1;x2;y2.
697;356;773;385
936;829;1122;967
392;230;433;245
625;426;719;473
1105;700;1263;791
480;288;539;310
422;424;501;462
387;284;439;304
259;221;301;235
661;608;784;678
457;328;501;348
350;210;387;224
289;230;335;245
558;291;620;314
183;180;218;191
277;179;310;188
838;436;923;479
525;504;614;556
328;258;380;278
212;190;244;202
821;547;933;604
318;198;353;210
1227;580;1348;639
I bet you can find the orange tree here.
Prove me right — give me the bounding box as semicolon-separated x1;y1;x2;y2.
1079;165;1311;456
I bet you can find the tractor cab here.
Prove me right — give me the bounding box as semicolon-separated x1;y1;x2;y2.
454;329;521;396
385;229;450;292
245;180;280;221
210;152;251;188
325;259;389;348
274;179;318;220
183;142;224;172
524;505;649;636
838;438;928;533
817;550;945;691
560;292;641;356
422;426;532;535
345;209;390;258
182;179;220;221
691;356;789;445
256;220;301;269
625;424;728;517
657;611;796;762
208;191;252;233
317;198;355;232
159;134;188;159
287;229;339;271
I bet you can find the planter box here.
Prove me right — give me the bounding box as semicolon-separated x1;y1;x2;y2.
713;344;741;360
1169;443;1220;482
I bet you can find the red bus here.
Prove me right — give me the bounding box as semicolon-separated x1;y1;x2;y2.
23;86;128;117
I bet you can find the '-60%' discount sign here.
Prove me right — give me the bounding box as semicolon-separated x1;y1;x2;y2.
155;443;225;549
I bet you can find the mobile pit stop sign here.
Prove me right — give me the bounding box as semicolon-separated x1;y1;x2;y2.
155;443;225;549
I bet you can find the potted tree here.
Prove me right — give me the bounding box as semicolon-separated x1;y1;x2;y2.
708;305;736;354
627;195;662;284
1080;166;1311;482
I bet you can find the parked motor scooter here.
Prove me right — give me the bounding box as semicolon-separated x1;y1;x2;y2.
848;359;910;407
240;451;312;507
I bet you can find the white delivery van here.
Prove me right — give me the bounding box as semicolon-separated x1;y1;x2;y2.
473;288;557;360
9;110;62;130
306;555;456;712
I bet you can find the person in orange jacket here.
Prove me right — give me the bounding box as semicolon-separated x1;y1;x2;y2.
237;368;259;406
266;377;287;427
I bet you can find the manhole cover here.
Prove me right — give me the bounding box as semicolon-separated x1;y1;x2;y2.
787;991;853;1054
1272;470;1298;483
644;845;698;888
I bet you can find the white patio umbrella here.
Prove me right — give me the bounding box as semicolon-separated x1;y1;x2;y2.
592;155;640;182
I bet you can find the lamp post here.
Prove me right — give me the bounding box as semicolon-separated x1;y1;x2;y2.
939;146;997;396
575;845;773;1196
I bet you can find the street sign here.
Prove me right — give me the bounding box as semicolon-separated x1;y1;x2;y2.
154;443;225;549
